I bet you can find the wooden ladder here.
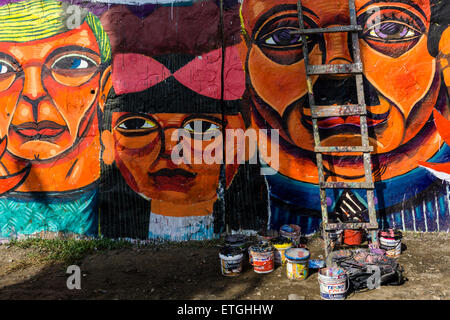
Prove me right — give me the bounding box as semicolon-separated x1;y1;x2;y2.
293;0;379;258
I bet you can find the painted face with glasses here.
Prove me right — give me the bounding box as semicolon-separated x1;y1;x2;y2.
240;0;448;183
0;23;110;162
103;112;244;207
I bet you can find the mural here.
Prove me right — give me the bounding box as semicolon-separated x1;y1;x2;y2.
0;0;112;238
0;0;447;241
239;0;450;233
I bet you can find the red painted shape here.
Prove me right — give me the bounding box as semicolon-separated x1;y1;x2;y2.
174;45;245;100
112;53;171;94
434;109;450;145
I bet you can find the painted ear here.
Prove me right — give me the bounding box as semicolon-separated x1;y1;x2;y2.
99;65;112;112
101;130;114;165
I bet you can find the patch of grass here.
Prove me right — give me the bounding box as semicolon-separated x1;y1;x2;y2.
8;238;135;264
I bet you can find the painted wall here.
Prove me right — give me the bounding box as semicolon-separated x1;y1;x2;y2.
0;0;448;241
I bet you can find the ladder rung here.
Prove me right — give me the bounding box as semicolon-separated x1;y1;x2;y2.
290;25;362;35
311;104;366;118
315;146;373;153
320;182;374;189
307;63;362;75
325;222;378;231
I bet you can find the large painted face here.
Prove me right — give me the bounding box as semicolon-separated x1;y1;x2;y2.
107;112;244;204
240;0;446;182
0;23;107;162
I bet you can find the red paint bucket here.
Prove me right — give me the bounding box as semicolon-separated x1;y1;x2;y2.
343;230;363;246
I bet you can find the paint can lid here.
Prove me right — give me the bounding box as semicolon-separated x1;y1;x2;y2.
285;248;310;261
249;242;274;253
220;246;243;257
280;224;301;234
225;234;248;247
269;236;292;245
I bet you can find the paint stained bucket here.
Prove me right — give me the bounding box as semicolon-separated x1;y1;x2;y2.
343;229;363;246
379;229;402;258
270;236;293;265
257;230;279;243
318;267;348;300
249;243;274;274
219;246;244;277
285;248;310;280
279;224;301;247
225;234;248;250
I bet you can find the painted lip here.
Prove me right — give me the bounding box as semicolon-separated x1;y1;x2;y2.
11;121;67;140
302;109;390;129
148;168;197;192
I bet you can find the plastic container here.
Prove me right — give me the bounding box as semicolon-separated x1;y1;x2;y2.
379;229;402;258
219;246;244;277
257;230;279;243
249;243;274;274
285;248;310;280
279;224;301;247
318;267;348;300
343;229;363;245
270;236;293;265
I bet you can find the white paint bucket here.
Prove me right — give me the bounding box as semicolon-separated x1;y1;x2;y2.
219;247;244;277
318;267;348;300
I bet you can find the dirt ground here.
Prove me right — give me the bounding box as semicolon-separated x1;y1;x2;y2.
0;232;448;300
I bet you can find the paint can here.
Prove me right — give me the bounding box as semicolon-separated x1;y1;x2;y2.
279;224;301;247
318;267;348;300
285;248;310;280
249;243;274;274
343;229;363;246
379;229;402;258
329;229;343;245
270;236;293;265
219;246;244;277
225;234;248;250
257;229;279;243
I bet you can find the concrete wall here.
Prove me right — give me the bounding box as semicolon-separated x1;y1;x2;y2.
0;0;448;241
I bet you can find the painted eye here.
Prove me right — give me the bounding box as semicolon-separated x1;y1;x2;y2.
51;54;98;70
0;61;15;75
366;22;420;41
118;117;157;131
183;120;221;134
263;28;303;47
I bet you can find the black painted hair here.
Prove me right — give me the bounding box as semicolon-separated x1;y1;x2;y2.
428;0;450;57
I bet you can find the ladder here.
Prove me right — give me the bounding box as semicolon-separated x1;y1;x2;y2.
292;0;379;258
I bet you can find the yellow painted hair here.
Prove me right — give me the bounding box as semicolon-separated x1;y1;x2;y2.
0;0;111;63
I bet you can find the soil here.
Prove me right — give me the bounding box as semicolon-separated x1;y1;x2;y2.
0;232;448;300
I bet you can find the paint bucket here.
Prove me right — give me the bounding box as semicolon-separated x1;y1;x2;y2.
285;248;310;280
343;229;363;246
329;229;343;245
279;224;301;247
219;246;244;277
379;229;402;258
318;267;348;300
249;243;274;274
257;229;279;243
225;234;248;250
270;236;293;265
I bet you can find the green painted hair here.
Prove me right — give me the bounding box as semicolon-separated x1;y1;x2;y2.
0;0;111;63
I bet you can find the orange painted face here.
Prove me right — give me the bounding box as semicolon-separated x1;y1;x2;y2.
0;23;106;161
107;113;244;204
240;0;445;182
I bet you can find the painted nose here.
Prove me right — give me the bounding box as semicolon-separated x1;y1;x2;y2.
22;66;46;101
161;127;183;159
323;30;353;79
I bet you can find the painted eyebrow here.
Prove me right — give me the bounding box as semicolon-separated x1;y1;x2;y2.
357;0;428;20
45;45;101;64
252;4;319;37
